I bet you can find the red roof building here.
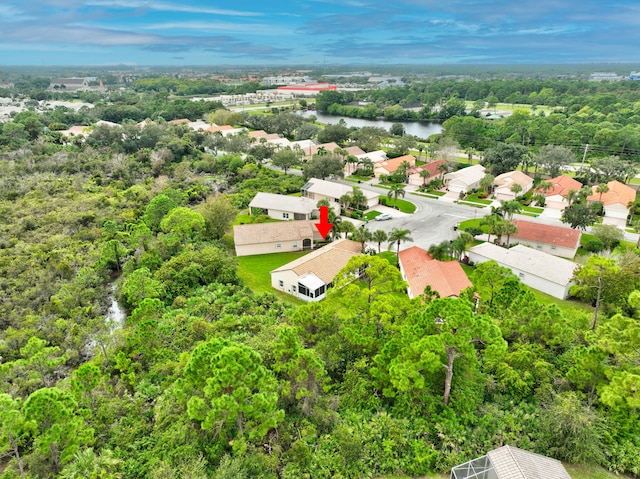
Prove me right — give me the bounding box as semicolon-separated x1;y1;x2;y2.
398;246;473;299
510;220;581;258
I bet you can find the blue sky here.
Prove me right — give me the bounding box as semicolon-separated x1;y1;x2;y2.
1;0;639;66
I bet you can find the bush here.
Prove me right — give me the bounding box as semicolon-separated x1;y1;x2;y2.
464;227;484;237
379;197;387;206
584;237;604;253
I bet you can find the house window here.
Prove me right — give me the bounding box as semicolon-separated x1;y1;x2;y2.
276;243;282;249
519;272;525;279
536;245;542;249
292;242;298;248
278;280;284;287
551;245;557;250
283;212;289;219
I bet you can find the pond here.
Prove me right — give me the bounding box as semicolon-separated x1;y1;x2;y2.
296;110;443;140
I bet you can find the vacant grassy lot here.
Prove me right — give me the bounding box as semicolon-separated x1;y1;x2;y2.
237;251;309;304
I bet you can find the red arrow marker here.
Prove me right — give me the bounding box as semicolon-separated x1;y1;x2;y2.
314;205;333;239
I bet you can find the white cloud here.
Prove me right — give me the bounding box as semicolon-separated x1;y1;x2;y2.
86;0;263;17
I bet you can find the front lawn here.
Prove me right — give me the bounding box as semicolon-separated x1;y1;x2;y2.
464;193;493;205
237;251;309;304
382;197;417;214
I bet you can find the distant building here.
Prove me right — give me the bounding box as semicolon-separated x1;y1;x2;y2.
589;72;623;81
277;83;337;96
630;72;640;80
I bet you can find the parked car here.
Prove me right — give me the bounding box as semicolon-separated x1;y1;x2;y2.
375;213;393;221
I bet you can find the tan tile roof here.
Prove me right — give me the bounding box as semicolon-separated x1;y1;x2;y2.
234;220;322;246
169;118;191;124
399;246;472;298
587;180;636;206
248;130;268;138
541;175;582;197
205;125;235;132
375;154;416;174
493;170;533;189
344;146;366;156
304;142;340;157
511;220;581;249
271;239;362;283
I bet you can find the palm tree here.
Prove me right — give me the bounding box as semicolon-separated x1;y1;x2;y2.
482;214;502;243
428;241;451;260
479;174;495;196
538;180;553;194
349;227;372;252
500;200;522;220
419;168;431;186
371;229;388;254
503;222;518;246
564;188;579;207
510;183;523;198
596;183;609;202
387;183;406;209
388;227;413;264
451;231;474;260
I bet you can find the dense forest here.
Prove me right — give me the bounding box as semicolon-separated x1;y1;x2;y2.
0;76;639;478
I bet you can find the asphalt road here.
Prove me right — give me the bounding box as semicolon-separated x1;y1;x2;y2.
338;181;481;251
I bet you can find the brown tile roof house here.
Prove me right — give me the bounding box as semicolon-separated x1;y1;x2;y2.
248;130;268;138
539;175;583;198
303;142;340;157
205;125;235;133
169;118;191;124
511;219;581;249
233;220;322;256
374;154;416;177
587;180;636;206
398;246;472;299
408;159;447;185
271;239;362;301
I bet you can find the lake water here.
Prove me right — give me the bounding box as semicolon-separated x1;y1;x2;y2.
296;110;443;140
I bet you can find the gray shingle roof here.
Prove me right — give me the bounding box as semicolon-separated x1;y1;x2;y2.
487;446;572;479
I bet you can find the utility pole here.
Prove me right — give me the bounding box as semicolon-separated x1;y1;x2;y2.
580;143;589;170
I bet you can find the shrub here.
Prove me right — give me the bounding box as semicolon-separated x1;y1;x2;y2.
584;237;604;253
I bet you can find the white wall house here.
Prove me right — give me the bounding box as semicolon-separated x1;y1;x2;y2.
510;220;581;259
234;220;322;256
467;243;578;300
301;178;380;209
587;180;636;228
270;239;362;301
492;170;533;201
249;192;326;221
443;164;486;194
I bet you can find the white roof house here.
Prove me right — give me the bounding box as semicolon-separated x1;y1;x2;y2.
444;164;486;194
249;192;325;221
451;445;571;479
301;178;380;208
467;243;578;299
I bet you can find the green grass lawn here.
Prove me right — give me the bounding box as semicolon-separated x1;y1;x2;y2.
237;251;309;304
456;200;489;208
464;193;493;205
383;197;417;213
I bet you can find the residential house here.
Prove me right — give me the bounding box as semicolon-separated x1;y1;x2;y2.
408;159;448;187
301;178;380;209
398;246;473;299
467;243;578;300
373;154;416;178
587;180;636;228
270;239;362;301
451;445;571;479
343;146;366;176
249;192;331;220
492;170;534;201
539;175;583;214
302;142;340;158
443;164;486;194
510;220;581;258
204;125;245;137
356;150;387;164
233;220;322;256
